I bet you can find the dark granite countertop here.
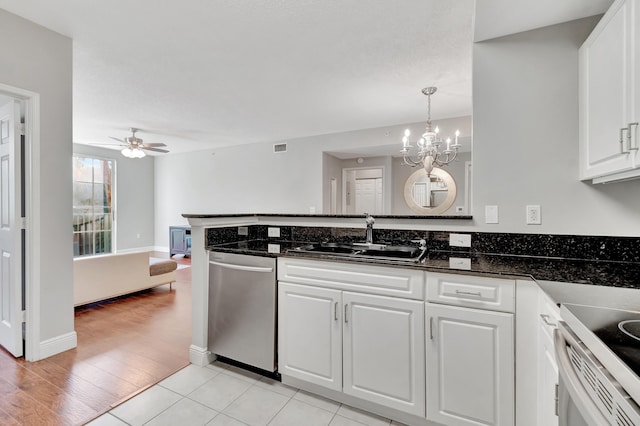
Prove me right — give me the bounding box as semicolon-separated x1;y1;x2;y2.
183;213;472;220
208;240;640;289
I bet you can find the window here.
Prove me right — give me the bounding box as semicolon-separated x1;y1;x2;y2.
73;156;114;257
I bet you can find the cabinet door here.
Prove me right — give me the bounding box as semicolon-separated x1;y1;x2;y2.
343;292;425;417
537;292;560;426
579;0;636;180
426;303;514;426
278;282;342;391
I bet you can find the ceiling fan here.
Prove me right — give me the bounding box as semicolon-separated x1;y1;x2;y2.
91;128;170;158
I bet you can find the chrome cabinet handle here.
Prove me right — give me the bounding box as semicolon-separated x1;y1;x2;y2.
540;314;557;328
629;122;639;151
620;127;629;154
455;290;482;297
429;317;434;340
334;302;338;321
344;304;349;323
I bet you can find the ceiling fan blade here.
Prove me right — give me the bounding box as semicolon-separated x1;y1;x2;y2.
141;147;170;153
141;143;167;148
109;136;127;143
88;142;126;146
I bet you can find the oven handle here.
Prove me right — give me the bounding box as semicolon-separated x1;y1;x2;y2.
554;324;609;426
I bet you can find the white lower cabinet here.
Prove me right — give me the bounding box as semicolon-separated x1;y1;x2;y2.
426;271;515;426
278;281;426;417
537;290;560;426
343;291;425;415
278;283;342;391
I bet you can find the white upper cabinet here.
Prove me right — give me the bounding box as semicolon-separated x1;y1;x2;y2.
579;0;640;183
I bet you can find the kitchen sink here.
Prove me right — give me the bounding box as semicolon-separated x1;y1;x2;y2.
297;243;358;254
292;243;426;261
357;246;421;259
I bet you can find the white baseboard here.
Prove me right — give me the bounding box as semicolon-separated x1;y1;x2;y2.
39;331;77;360
116;246;157;254
154;246;169;253
189;344;215;367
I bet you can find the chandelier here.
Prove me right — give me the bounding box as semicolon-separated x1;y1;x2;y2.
121;147;146;158
400;87;460;175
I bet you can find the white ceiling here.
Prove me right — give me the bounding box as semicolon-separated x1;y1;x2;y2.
0;0;611;155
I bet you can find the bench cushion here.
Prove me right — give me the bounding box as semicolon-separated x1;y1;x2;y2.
149;258;178;276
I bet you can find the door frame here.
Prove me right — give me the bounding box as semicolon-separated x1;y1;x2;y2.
0;83;41;361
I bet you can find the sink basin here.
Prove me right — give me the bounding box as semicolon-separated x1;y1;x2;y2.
296;243;357;254
293;243;425;261
357;246;421;259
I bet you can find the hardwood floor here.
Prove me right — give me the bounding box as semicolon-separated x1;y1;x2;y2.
0;253;192;425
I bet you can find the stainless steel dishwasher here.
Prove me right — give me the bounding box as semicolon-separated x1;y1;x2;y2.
208;251;277;372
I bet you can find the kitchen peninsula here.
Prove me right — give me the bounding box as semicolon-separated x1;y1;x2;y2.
184;213;640;426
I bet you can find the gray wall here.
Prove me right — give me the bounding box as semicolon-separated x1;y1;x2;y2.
156;16;640;247
0;10;73;343
73;144;155;251
154;117;471;248
473;16;640;236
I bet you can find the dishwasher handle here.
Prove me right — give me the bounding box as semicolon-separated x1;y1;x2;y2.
209;260;274;273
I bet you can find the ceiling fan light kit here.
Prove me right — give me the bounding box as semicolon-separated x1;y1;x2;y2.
121;146;146;158
89;127;170;158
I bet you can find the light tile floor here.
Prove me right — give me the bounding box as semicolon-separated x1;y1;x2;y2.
87;362;408;426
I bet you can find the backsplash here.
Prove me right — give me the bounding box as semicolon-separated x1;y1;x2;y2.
206;225;640;263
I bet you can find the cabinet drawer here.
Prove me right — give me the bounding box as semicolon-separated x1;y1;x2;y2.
427;272;515;313
278;258;425;300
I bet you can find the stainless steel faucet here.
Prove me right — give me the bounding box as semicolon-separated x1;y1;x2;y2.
364;213;375;245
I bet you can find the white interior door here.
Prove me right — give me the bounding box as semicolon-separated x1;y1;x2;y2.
0;99;23;357
355;178;382;214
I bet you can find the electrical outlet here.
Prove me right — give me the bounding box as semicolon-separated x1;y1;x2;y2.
526;205;541;225
268;227;280;238
485;205;499;224
449;257;472;270
450;233;472;247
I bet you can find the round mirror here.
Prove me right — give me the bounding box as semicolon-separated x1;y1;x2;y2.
403;167;457;215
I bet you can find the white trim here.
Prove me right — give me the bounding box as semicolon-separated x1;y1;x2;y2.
189;344;215;367
116;246;157;254
0;84;41;361
39;331;77;359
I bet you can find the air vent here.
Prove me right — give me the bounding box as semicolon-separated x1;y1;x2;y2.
273;143;287;153
615;405;634;426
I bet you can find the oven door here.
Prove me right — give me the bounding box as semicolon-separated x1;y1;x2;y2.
554;324;609;426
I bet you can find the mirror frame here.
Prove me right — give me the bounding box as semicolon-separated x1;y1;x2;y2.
403;167;457;215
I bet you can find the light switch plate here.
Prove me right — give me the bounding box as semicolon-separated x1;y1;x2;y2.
485;205;499;224
449;233;471;247
268;227;280;238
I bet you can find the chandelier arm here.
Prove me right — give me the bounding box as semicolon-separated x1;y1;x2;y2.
402;156;424;167
433;150;459;167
